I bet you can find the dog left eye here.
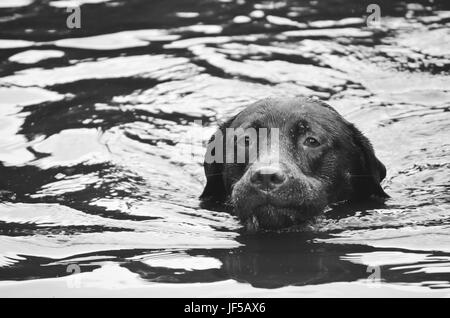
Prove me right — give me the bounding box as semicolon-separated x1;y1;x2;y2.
304;137;320;147
240;135;254;145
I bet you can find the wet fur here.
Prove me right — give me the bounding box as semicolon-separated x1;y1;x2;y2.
200;96;388;231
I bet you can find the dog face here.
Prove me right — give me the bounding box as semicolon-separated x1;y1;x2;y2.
201;97;387;231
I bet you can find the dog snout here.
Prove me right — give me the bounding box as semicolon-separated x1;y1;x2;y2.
250;166;286;190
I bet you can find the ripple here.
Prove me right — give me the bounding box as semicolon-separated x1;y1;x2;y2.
0;86;64;166
0;0;33;8
130;252;223;271
0;39;34;49
318;225;450;252
8;50;65;64
54;30;180;50
189;45;348;91
2;55;197;87
283;27;373;38
266;15;307;27
31;128;110;169
397;28;450;57
49;0;111;7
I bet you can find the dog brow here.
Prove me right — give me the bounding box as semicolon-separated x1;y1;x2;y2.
297;119;310;134
246;119;263;129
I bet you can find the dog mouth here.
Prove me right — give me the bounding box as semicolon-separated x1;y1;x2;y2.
231;187;325;232
240;203;311;232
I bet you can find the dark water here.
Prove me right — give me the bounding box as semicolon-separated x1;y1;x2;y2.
0;0;449;296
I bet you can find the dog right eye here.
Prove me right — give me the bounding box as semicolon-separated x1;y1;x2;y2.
304;137;321;147
237;135;253;147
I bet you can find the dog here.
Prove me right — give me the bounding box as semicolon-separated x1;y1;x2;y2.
200;96;388;231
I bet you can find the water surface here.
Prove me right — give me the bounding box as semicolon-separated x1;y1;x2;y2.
0;0;449;297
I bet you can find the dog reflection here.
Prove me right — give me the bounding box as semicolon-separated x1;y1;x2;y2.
121;234;370;288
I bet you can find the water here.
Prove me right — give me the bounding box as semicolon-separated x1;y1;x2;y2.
0;0;449;297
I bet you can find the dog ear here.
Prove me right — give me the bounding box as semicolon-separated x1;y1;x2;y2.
200;115;238;202
348;124;389;199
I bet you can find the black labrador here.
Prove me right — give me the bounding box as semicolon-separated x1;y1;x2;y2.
200;97;388;231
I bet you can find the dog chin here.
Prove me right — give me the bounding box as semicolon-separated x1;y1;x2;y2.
239;204;310;232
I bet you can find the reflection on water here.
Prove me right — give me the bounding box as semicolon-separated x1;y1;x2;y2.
0;0;449;296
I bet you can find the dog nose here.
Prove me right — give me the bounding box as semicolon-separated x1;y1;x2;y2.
250;166;286;189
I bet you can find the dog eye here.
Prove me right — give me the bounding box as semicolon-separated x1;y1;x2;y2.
304;137;320;147
238;135;252;146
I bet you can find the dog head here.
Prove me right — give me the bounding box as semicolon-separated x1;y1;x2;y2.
201;97;387;231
